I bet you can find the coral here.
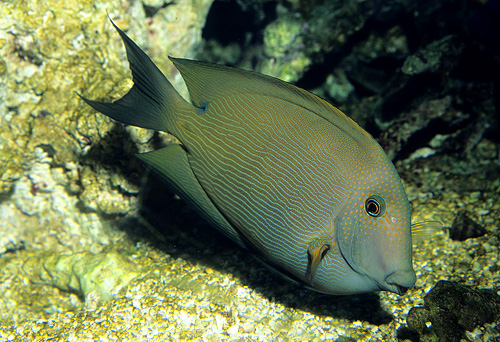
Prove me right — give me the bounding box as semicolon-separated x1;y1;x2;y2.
261;11;311;82
21;249;140;310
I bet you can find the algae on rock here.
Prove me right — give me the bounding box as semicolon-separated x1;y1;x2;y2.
0;0;215;324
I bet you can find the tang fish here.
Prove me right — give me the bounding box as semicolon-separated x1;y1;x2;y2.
80;19;416;295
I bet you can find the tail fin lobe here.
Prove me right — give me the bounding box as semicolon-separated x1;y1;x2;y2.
78;17;188;132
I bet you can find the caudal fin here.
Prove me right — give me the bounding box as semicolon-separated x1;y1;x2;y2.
78;17;188;132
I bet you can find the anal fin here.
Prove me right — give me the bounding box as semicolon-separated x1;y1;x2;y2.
136;145;245;247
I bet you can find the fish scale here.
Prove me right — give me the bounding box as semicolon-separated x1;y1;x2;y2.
79;18;415;295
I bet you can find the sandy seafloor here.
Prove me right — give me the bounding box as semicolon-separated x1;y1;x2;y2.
0;0;499;341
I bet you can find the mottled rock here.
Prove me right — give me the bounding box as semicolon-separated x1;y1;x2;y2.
402;35;464;75
449;211;486;241
261;10;311;82
0;0;215;254
406;281;500;342
377;96;468;160
21;249;139;310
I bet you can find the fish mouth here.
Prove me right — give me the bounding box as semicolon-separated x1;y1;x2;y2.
337;234;409;294
384;269;416;295
395;285;410;295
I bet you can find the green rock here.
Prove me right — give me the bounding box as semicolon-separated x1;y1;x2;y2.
22;249;139;309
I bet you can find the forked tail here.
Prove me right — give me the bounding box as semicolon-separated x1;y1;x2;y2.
77;17;189;132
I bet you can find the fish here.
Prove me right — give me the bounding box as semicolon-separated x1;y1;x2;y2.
79;18;416;295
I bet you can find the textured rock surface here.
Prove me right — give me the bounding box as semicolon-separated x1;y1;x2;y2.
449;211;487;241
0;0;499;341
0;0;213;259
406;281;500;342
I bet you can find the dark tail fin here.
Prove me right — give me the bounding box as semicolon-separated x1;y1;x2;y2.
77;17;188;132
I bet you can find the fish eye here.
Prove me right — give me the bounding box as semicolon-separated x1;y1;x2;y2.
365;195;386;217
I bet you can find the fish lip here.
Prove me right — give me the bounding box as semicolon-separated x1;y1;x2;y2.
396;285;410;295
384;269;416;295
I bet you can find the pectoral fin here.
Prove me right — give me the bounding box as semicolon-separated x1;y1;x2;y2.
306;239;331;285
411;220;443;245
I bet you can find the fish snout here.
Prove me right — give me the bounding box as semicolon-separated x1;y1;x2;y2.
384;269;416;295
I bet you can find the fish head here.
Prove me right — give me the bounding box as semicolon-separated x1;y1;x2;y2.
335;163;415;295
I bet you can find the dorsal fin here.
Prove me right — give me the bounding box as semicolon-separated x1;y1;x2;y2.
169;57;370;144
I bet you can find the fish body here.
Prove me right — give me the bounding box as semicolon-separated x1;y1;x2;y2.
80;20;415;295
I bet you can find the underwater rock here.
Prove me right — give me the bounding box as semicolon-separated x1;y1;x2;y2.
261;11;310;82
0;146;110;255
138;0;214;63
449;211;486;241
202;0;374;83
0;0;215;249
79;164;139;215
343;26;410;97
21;250;139;310
405;280;500;342
323;69;355;104
401;35;464;75
377;96;468;160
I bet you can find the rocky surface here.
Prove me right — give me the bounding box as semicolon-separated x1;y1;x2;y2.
0;0;499;341
449;211;487;241
405;281;500;342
